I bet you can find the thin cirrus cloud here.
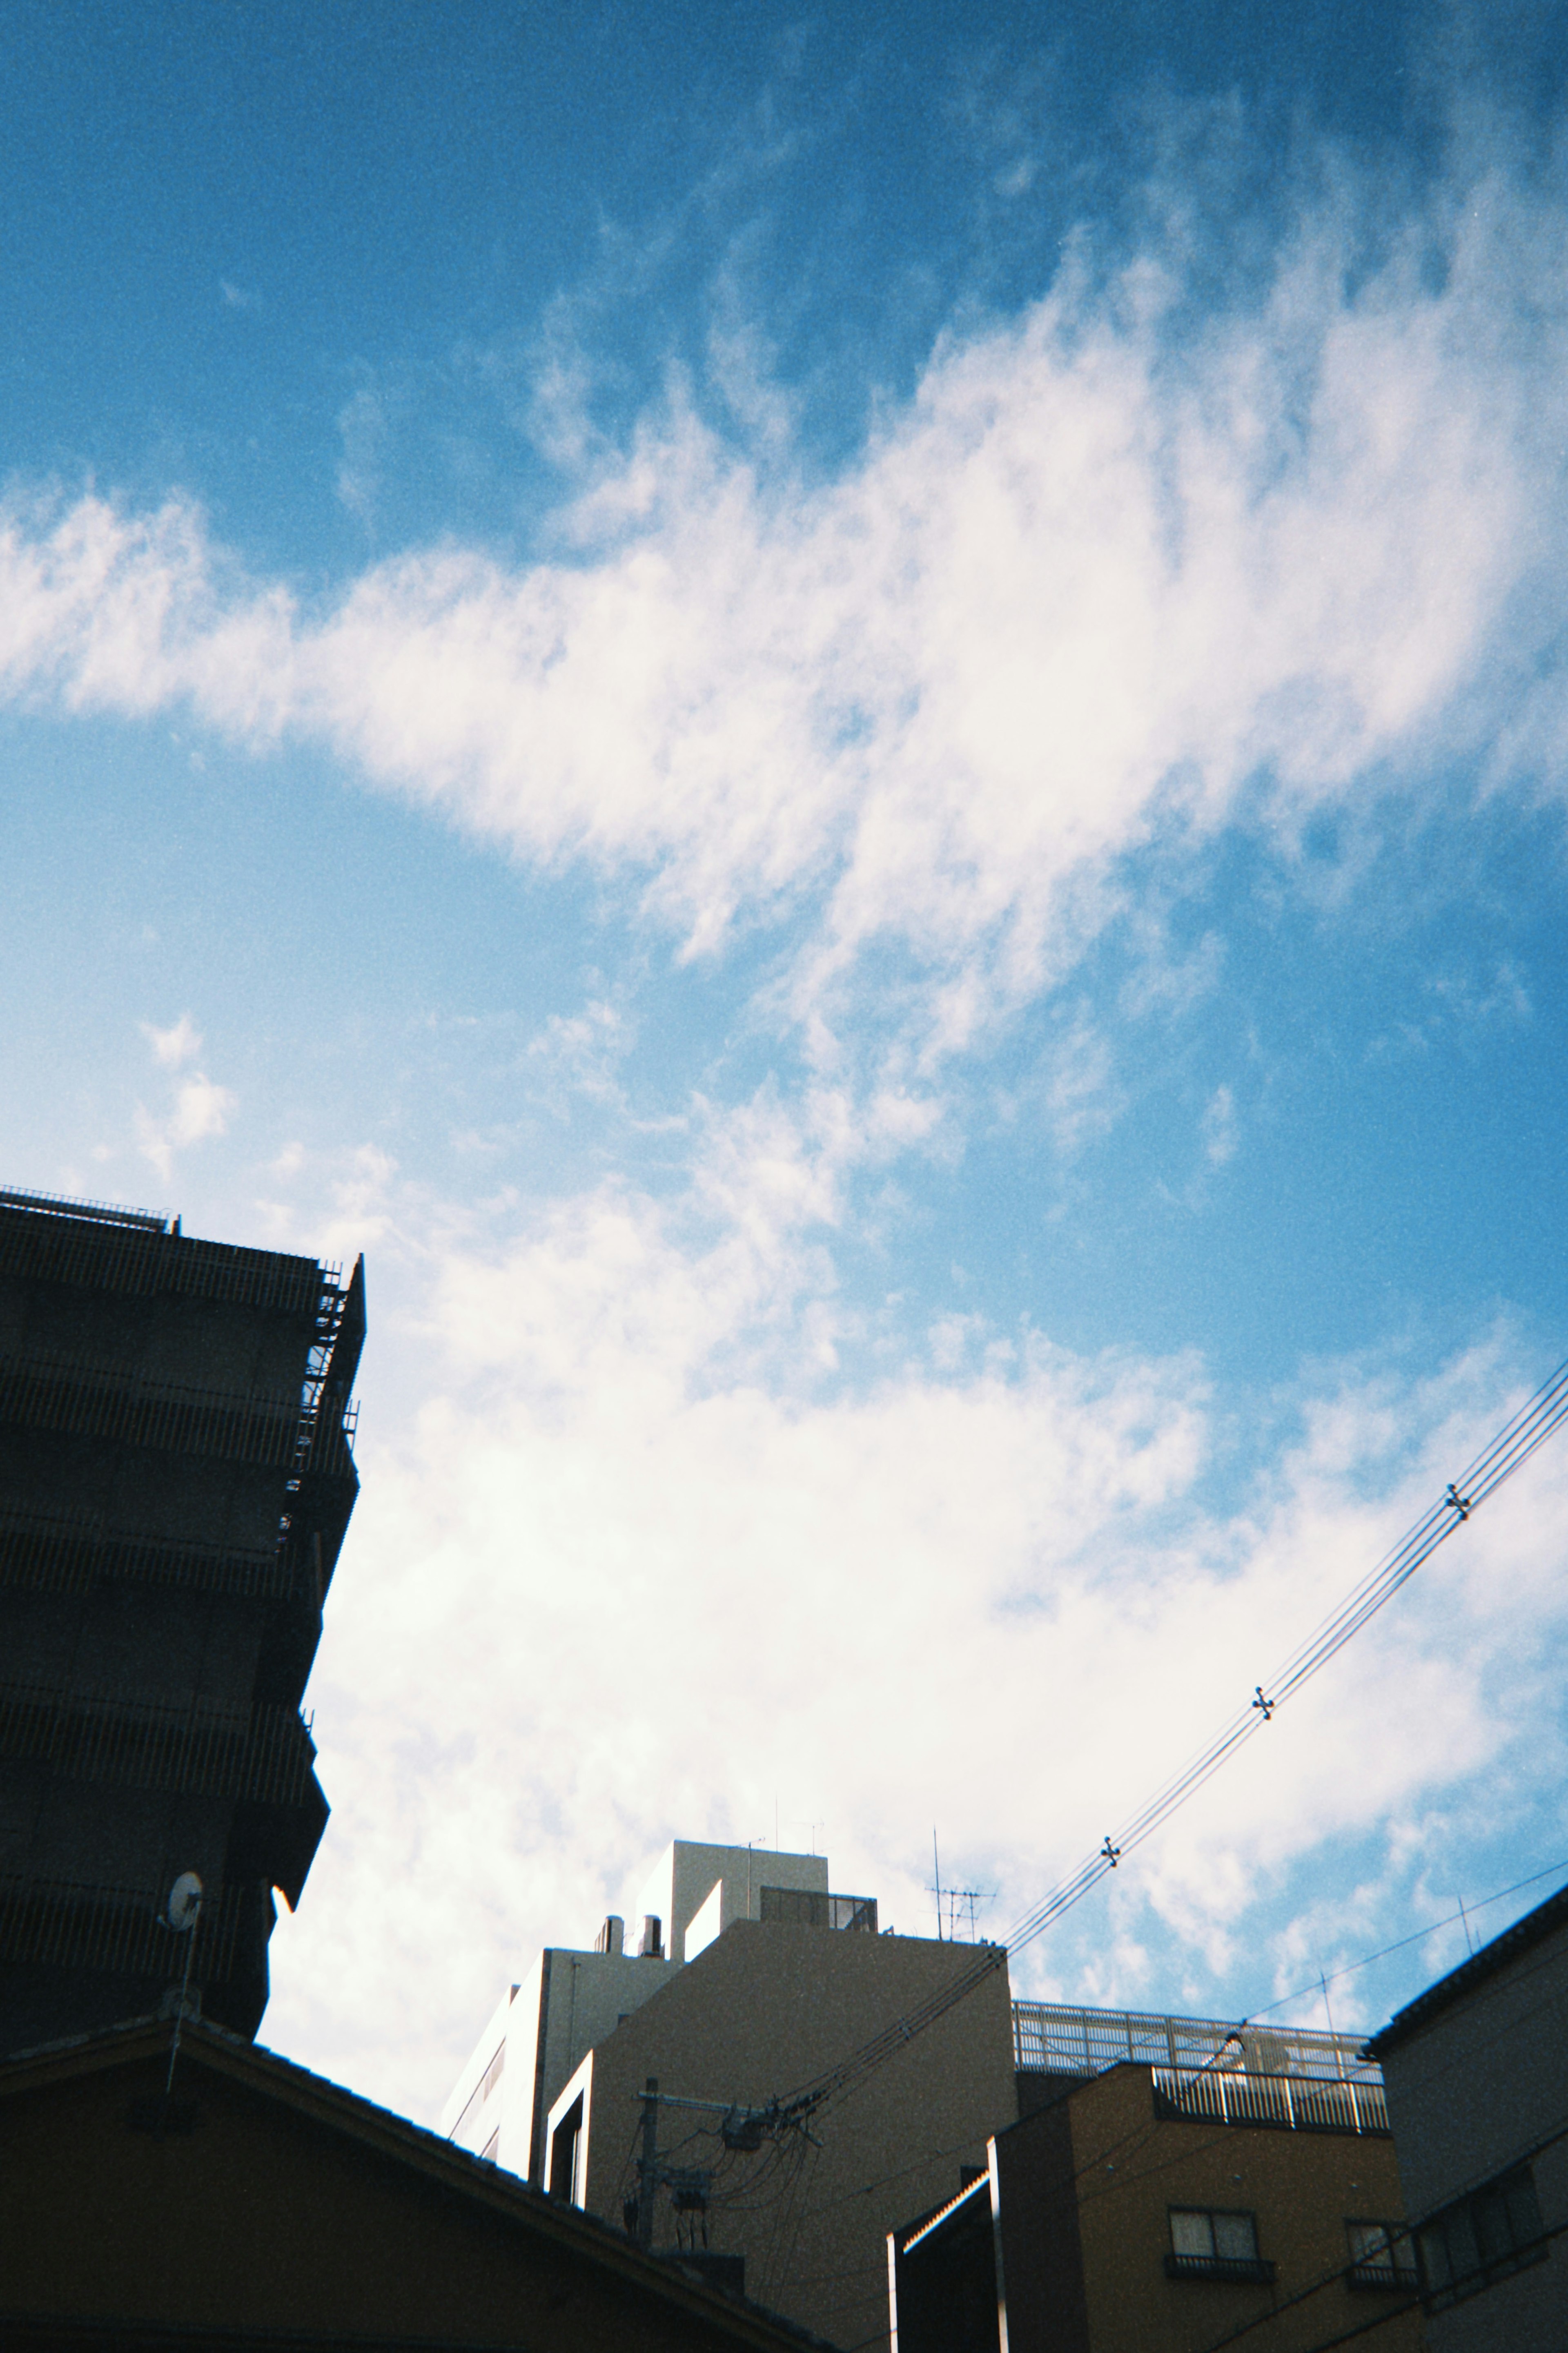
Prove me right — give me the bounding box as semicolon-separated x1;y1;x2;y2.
0;157;1563;1081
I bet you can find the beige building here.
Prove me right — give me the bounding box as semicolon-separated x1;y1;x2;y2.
543;1914;1018;2353
441;1839;835;2179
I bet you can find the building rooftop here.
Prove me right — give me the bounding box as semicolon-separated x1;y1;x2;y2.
1364;1876;1568;2059
1013;1998;1380;2083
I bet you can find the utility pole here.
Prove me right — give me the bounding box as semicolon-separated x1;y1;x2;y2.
636;2076;659;2249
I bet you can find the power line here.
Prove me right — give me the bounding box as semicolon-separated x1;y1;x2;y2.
1240;1852;1568;2028
774;1350;1568;2125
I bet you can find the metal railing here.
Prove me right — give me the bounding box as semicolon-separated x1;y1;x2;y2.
0;1201;326;1315
1013;1999;1380;2082
1152;2065;1389;2134
0;1184;169;1231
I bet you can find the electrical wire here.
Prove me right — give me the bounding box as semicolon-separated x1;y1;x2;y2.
774;1350;1568;2124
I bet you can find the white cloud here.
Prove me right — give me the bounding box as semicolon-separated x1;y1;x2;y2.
134;1057;237;1179
0;154;1564;1081
140;1012;202;1068
260;1106;1568;2121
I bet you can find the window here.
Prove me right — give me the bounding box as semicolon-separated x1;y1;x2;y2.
1165;2209;1276;2284
480;2128;500;2163
1416;2163;1547;2312
1346;2221;1417;2290
548;2094;584;2204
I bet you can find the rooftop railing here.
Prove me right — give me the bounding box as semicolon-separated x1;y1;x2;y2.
1013;1999;1380;2083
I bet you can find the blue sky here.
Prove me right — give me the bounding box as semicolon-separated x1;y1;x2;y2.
5;0;1568;2123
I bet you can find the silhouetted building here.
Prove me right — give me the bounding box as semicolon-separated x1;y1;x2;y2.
1367;1876;1567;2350
0;1185;362;2052
0;2013;829;2352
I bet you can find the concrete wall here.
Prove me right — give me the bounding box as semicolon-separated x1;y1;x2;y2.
1378;1911;1568;2353
443;1946;679;2179
633;1841;829;1964
559;1919;1017;2353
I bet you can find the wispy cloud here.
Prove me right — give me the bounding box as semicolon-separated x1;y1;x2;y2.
336;383;388;532
1202;1081;1238;1165
0;145;1564;1095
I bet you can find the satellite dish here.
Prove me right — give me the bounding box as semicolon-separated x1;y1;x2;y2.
164;1871;204;1933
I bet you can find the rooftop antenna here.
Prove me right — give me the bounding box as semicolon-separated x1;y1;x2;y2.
161;1871;203;2105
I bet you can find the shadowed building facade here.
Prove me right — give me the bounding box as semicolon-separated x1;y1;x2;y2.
0;1187;362;2052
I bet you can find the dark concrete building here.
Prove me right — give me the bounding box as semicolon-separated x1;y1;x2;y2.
0;1185;362;2052
1366;1877;1567;2351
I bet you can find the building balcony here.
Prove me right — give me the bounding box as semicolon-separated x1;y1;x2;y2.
1164;2251;1278;2284
1152;2064;1389;2135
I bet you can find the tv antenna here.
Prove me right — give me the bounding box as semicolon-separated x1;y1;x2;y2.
927;1831;994;1942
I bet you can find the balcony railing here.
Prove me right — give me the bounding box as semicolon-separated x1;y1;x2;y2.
1165;2252;1277;2284
1152;2065;1389;2136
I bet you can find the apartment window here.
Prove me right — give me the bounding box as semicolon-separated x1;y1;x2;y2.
481;2041;505;2103
1346;2220;1418;2289
1165;2209;1276;2284
1416;2163;1547;2312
